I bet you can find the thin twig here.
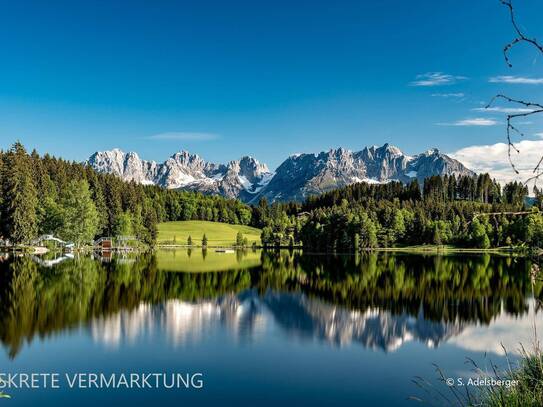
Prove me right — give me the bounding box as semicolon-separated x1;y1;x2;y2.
489;1;543;183
500;0;543;67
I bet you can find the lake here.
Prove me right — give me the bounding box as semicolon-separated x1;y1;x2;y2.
0;250;541;406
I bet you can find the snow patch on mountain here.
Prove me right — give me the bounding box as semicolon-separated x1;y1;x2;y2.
86;149;273;199
86;143;474;203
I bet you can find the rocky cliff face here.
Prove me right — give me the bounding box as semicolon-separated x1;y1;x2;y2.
86;143;474;203
86;149;273;199
251;144;474;202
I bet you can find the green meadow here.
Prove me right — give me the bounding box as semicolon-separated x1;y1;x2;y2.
157;220;262;247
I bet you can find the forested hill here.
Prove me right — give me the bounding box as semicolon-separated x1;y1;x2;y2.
302;174;524;211
0;142;254;246
258;174;541;251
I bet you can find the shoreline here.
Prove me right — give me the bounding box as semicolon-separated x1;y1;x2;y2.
1;244;529;257
366;245;524;254
156;244;527;256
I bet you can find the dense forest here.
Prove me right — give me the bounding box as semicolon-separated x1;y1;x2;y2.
0;142;253;246
1;141;542;251
257;175;543;251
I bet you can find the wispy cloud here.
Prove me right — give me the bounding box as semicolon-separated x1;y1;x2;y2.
146;132;219;141
436;118;499;126
535;132;543;139
409;72;467;87
450;140;543;186
472;106;536;114
449;300;541;356
489;75;543;84
431;93;465;98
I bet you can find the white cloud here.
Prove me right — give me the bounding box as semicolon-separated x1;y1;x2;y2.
147;132;219;141
431;92;465;98
535;132;543;138
472;106;536;114
489;75;543;85
449;299;541;356
450;139;543;186
409;72;467;87
437;118;499;126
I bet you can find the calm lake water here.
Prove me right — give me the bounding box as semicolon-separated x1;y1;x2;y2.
0;250;541;406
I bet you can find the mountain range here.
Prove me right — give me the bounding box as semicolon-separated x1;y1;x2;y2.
86;143;474;203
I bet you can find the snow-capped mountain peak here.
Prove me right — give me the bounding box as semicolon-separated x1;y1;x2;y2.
86;149;273;198
86;143;473;203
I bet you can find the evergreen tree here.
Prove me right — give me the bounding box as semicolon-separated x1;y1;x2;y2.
87;172;108;234
1;142;38;243
202;234;208;247
142;203;158;245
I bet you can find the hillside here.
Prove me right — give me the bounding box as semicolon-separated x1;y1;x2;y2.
157;220;262;247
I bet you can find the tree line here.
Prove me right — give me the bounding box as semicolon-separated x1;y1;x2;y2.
3;141;542;251
258;174;542;251
0;142;254;246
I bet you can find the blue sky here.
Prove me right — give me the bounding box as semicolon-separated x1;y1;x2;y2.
0;0;542;170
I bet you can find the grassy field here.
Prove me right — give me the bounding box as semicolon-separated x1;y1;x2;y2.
157;220;262;247
156;248;262;272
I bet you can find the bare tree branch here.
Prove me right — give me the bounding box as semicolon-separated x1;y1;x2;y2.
490;0;543;184
500;0;543;67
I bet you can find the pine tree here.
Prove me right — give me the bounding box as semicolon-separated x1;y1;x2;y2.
202;234;208;247
142;203;158;244
105;179;123;235
86;172;108;234
187;235;193;246
131;205;145;242
1;142;38;243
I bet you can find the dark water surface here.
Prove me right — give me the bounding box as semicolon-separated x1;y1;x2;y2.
0;250;541;406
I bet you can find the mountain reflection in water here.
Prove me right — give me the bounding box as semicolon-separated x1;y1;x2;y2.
91;292;463;352
0;250;541;358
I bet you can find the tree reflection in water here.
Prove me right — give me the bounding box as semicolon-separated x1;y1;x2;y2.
0;250;540;358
